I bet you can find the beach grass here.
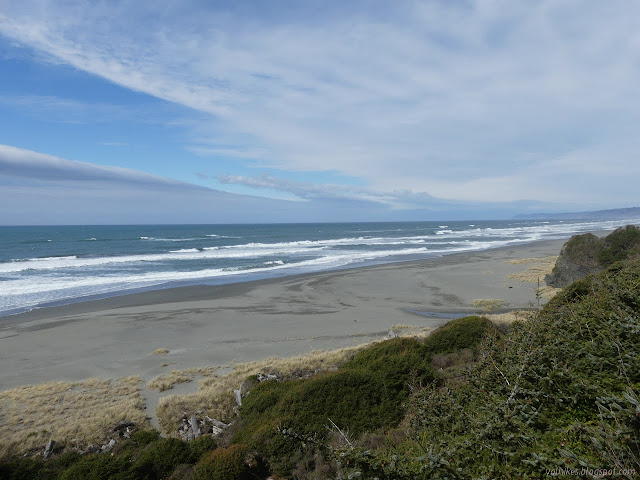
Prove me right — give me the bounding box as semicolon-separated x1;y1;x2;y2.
506;255;557;282
0;376;149;458
147;367;218;392
472;298;507;312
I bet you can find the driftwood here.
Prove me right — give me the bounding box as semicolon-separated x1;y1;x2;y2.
189;415;200;439
43;439;55;459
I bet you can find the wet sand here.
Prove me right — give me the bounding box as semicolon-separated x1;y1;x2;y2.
0;238;566;390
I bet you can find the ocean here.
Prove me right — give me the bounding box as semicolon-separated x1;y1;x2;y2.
1;218;638;317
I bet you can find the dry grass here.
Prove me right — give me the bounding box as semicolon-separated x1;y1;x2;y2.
156;343;380;433
473;298;508;313
391;324;432;338
153;348;170;355
505;256;561;300
506;256;558;282
392;323;422;330
0;376;148;458
147;367;218;392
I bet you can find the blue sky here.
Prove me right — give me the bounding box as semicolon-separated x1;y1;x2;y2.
0;0;639;224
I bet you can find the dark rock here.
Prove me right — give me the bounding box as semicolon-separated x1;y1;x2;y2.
256;373;278;382
113;421;135;432
546;226;640;288
545;233;601;287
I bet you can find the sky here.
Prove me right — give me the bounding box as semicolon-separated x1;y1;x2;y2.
0;0;639;224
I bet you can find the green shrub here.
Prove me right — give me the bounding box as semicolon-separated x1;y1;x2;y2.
281;369;398;434
132;437;191;479
192;444;250;480
342;336;434;391
188;435;218;462
59;453;136;480
598;224;640;265
423;315;497;355
235;337;437;477
128;430;161;447
0;457;45;480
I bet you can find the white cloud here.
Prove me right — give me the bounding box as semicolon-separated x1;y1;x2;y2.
1;1;639;208
215;173;437;208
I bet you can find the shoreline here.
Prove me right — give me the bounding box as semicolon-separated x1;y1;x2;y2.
0;239;551;321
1;237;569;325
0;237;567;392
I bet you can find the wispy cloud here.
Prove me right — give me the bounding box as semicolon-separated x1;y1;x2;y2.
1;1;639;209
215;173;436;208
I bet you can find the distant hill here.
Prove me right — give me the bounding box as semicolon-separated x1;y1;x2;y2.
514;206;640;220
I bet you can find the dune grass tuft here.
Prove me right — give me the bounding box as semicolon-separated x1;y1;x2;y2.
147;367;217;392
472;298;507;313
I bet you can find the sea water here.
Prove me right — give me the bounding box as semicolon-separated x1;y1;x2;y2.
1;218;638;316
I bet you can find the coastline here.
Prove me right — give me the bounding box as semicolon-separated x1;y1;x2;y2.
0;237;567;391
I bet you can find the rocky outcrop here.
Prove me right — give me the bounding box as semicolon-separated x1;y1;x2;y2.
546;225;640;288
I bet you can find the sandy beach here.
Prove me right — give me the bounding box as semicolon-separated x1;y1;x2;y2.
0;237;566;393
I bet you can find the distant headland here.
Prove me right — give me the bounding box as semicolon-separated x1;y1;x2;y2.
514;206;640;220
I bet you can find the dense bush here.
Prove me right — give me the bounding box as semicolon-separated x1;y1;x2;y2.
132;438;192;479
188;435;218;462
192;444;250;480
422;315;497;355
232;337;442;476
0;431;220;480
598;224;640;264
58;454;136;480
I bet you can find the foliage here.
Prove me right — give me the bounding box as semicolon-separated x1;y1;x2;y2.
598;225;640;265
132;438;192;479
422;315;497;355
58;454;137;480
0;430;220;480
188;435;219;462
192;444;251;480
234;337;438;476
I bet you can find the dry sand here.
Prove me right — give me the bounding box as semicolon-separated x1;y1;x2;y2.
0;238;566;392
